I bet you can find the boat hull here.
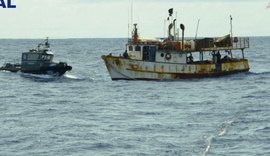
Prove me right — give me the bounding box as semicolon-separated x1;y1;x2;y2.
21;67;71;76
1;62;72;76
102;55;250;80
0;63;21;73
21;63;72;76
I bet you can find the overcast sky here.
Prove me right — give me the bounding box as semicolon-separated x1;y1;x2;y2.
0;0;269;38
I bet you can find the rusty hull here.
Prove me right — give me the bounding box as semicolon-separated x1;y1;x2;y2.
102;55;249;80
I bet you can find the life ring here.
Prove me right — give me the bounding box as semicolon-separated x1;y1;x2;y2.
165;53;172;60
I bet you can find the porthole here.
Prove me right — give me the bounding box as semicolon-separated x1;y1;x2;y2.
161;53;164;57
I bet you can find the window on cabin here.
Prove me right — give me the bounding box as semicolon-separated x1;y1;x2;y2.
40;54;51;61
43;55;53;61
143;46;157;62
135;46;141;51
129;46;133;51
27;54;39;60
46;55;51;61
41;55;45;60
22;54;27;60
142;46;149;61
142;46;156;62
149;47;156;62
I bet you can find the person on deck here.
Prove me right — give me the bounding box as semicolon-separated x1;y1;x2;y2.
217;51;221;64
123;50;129;59
187;53;194;63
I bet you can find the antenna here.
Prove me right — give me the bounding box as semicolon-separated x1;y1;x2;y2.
195;19;200;40
127;4;130;41
230;15;233;38
128;0;133;42
175;11;178;40
164;19;166;38
131;0;133;27
229;15;233;55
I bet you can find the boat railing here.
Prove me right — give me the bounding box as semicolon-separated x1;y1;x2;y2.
232;37;249;49
196;37;249;52
128;39;161;45
127;37;249;52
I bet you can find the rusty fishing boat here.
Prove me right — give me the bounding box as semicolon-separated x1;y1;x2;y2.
102;9;250;80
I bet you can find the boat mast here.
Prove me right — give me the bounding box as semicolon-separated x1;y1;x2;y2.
127;0;133;43
173;11;177;41
173;19;177;41
180;24;185;51
127;4;130;42
230;15;233;39
230;15;233;58
195;19;200;40
163;19;166;38
132;24;139;44
131;0;133;31
176;11;179;40
168;8;174;41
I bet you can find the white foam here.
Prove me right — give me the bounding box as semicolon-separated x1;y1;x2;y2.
201;117;237;156
201;135;214;156
64;73;79;79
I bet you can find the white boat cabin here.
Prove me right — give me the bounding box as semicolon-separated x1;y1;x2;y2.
126;44;187;64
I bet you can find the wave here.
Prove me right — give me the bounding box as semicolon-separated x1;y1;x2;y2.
63;73;80;80
1;70;91;82
20;73;59;82
247;71;270;76
0;70;12;73
63;73;87;81
256;126;270;132
201;117;238;156
20;73;86;82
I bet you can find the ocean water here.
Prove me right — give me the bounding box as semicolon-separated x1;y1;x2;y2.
0;37;269;156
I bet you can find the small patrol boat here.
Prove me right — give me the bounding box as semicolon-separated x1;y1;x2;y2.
0;38;72;76
102;9;250;80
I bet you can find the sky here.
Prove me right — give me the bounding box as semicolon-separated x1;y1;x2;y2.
0;0;270;38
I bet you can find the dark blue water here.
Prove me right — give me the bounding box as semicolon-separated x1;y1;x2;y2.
0;37;269;156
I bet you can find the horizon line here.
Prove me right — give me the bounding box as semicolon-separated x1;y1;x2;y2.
0;35;270;40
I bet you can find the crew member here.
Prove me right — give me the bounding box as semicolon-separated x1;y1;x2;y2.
123;50;129;59
188;53;194;63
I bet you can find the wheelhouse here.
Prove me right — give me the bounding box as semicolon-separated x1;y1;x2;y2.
22;50;54;63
